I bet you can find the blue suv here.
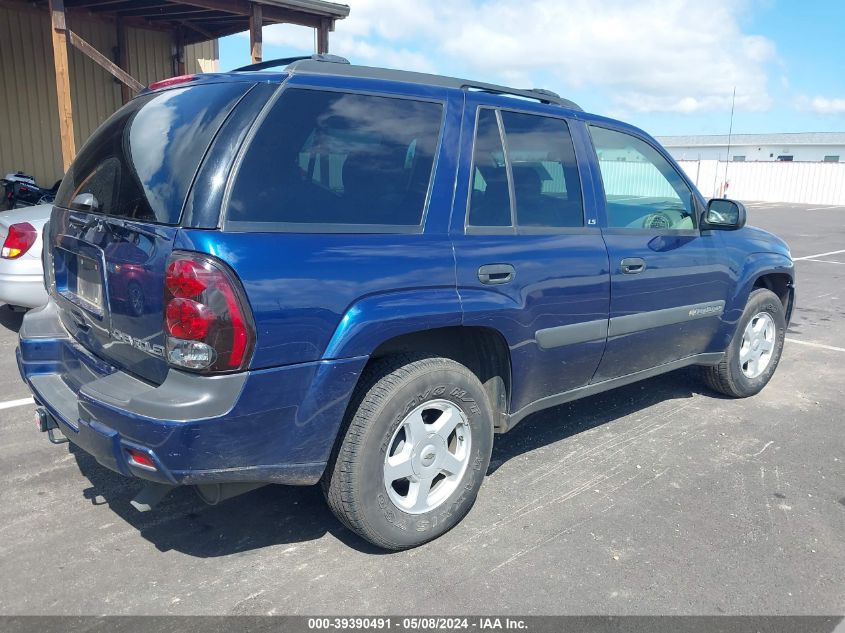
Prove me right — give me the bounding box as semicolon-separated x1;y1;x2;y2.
18;55;794;549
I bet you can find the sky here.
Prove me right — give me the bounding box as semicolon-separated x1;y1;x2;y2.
218;0;845;136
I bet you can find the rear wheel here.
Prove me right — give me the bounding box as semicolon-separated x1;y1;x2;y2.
702;288;786;397
323;354;493;550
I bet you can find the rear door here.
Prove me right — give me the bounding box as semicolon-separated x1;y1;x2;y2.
585;123;732;381
47;81;253;384
451;96;610;414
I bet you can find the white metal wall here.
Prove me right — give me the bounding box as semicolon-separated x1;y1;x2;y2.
678;160;845;205
597;161;678;198
666;144;844;162
593;158;845;205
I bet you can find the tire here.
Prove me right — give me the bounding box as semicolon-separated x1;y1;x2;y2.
702;288;786;397
322;354;494;550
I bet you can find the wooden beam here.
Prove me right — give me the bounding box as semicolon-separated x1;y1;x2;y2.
181;22;248;46
316;17;329;54
48;0;76;172
68;29;145;92
65;0;135;8
180;18;215;41
177;0;323;28
117;6;214;18
0;0;175;33
249;2;262;63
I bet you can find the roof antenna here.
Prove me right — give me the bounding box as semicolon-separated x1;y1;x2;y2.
722;86;736;197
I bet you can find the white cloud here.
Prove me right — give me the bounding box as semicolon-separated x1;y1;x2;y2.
797;95;845;114
249;0;778;114
253;23;315;51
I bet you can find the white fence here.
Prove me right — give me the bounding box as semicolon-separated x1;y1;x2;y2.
597;160;678;199
677;160;845;205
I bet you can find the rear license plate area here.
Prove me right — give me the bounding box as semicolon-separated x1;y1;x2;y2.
54;248;104;315
74;255;102;308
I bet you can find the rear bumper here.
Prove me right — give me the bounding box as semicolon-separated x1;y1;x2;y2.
17;301;367;486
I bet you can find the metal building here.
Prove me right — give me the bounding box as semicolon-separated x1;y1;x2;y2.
656;133;845;164
0;0;349;186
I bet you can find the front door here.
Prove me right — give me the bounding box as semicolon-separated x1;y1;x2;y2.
586;124;732;382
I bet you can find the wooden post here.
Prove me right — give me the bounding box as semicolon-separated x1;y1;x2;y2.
249;2;262;63
48;0;76;172
316;18;329;54
116;18;130;104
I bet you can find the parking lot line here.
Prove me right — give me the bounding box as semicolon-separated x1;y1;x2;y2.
786;338;845;353
793;249;845;261
806;206;845;211
0;397;34;411
803;259;845;265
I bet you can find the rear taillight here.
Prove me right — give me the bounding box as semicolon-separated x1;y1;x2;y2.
163;253;255;372
126;449;156;470
1;222;37;259
148;74;196;90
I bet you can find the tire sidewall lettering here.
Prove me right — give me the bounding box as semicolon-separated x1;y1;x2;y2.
732;292;786;392
373;378;489;536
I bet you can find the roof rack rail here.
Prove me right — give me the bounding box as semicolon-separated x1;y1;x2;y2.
275;58;583;111
461;83;577;109
233;54;349;73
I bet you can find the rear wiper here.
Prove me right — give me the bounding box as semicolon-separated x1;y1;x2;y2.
68;214;160;240
102;216;161;240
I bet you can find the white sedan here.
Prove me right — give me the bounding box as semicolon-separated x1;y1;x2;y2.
0;203;51;309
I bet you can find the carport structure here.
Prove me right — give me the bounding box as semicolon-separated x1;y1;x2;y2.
0;0;349;181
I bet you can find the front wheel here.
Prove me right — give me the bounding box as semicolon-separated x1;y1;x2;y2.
702;288;786;397
323;354;494;550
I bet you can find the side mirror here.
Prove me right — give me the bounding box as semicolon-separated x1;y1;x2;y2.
70;192;99;213
703;198;746;230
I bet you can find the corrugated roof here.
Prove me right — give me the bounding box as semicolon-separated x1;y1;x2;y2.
656;132;845;147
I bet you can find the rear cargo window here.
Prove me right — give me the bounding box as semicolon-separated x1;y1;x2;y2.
226;88;444;229
55;82;250;225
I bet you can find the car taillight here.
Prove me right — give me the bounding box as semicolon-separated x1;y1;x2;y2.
1;222;37;259
149;74;196;90
163;252;255;372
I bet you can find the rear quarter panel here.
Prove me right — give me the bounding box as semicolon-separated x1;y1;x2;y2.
176;231;461;368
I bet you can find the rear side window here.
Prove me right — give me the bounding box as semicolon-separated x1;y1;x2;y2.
226;88;444;229
500;111;583;228
468;108;584;229
468;109;511;227
55;83;250;225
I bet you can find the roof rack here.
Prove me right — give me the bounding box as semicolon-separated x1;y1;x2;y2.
248;56;582;111
461;84;575;108
233;54;350;73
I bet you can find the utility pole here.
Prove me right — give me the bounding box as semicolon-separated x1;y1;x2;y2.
723;86;736;197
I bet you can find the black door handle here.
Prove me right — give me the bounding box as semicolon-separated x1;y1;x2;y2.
620;257;647;274
478;263;515;285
